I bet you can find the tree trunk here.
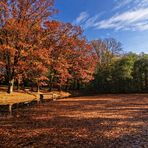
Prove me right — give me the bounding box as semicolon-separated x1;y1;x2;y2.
49;76;53;91
7;78;14;94
72;80;76;90
37;84;40;92
17;77;21;90
77;80;80;90
58;85;61;91
30;83;34;92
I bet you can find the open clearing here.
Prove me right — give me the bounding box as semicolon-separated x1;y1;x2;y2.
0;94;148;148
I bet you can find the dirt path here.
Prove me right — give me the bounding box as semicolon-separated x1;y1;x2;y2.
0;94;148;148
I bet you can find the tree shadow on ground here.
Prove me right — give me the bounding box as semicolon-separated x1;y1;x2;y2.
0;94;147;148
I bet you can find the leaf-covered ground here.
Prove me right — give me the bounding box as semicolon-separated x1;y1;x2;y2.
0;94;148;148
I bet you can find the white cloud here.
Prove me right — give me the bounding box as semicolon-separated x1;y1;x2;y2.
83;13;104;29
114;0;148;10
74;12;89;24
135;22;148;31
73;12;103;29
137;0;148;8
95;8;148;31
113;0;133;10
73;0;148;31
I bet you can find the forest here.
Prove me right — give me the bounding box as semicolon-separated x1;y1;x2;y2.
90;40;148;93
0;0;148;94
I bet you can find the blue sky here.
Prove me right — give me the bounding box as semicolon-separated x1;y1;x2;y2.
53;0;148;53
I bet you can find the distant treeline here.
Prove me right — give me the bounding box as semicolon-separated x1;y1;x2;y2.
88;39;148;93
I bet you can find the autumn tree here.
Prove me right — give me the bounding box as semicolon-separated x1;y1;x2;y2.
0;0;56;93
44;21;96;90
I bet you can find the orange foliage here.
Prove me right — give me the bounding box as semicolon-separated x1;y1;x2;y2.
0;0;97;91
